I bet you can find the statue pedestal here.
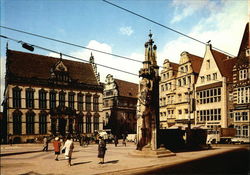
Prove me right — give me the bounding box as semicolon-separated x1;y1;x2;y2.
129;145;176;158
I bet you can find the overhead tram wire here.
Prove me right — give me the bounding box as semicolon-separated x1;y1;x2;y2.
0;25;142;64
102;0;236;58
0;26;169;69
0;35;138;77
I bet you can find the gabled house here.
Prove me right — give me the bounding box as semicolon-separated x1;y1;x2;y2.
232;23;250;138
159;59;179;128
159;51;203;128
103;74;138;137
195;44;236;129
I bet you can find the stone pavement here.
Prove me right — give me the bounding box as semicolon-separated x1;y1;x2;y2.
0;142;247;175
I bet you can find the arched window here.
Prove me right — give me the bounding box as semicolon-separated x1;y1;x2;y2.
86;94;92;111
39;111;47;134
26;88;35;109
13;86;22;108
77;113;84;134
26;111;35;134
59;91;66;107
68;92;75;109
86;112;92;133
93;95;99;112
77;93;84;111
13;110;22;135
94;113;100;131
39;89;47;109
49;90;57;109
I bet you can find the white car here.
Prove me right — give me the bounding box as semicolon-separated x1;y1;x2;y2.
231;137;250;144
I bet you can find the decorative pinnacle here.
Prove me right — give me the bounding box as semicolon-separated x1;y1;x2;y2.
60;53;62;60
149;30;152;39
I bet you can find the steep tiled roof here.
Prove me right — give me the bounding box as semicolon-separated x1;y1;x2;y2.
211;49;237;82
188;53;203;74
237;22;249;57
6;49;99;85
170;62;179;74
114;79;138;98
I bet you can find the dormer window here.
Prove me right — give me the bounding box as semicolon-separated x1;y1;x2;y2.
50;56;71;83
201;76;205;83
185;65;188;72
239;69;248;80
246;48;250;56
206;60;210;69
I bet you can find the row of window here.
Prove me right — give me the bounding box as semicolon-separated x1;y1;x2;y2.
160;93;192;106
200;73;217;83
234;112;249;121
160;109;174;117
12;87;99;111
161;71;174;81
239;69;249;80
235;125;249;137
237;87;250;104
177;76;191;87
196;87;221;104
197;109;221;121
12;111;100;135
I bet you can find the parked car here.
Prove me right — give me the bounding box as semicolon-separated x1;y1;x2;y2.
231;137;250;144
127;134;136;142
206;128;236;144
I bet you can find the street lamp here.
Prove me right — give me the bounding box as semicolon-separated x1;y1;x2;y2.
22;43;34;52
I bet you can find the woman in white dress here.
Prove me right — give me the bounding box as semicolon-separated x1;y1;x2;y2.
62;135;74;166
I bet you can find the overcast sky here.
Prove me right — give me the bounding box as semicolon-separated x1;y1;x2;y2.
0;0;249;111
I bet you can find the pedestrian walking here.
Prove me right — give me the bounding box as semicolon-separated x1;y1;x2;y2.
53;137;61;161
122;134;126;147
62;135;74;166
42;136;48;151
114;135;118;147
98;136;107;164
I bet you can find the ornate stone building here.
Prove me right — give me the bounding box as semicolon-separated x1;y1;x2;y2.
159;52;203;128
159;59;179;128
232;23;250;138
103;74;138;137
195;44;236;129
2;49;103;143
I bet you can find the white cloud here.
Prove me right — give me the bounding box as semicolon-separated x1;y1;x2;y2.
47;52;60;57
160;0;248;65
119;26;134;36
56;40;141;84
171;0;216;23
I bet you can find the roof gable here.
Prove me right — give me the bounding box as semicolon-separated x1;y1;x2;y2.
211;49;236;82
237;22;249;57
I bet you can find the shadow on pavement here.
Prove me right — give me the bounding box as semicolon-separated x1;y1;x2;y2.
104;160;119;164
0;150;53;157
72;161;92;166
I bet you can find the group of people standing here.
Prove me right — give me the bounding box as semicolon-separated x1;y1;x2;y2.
44;135;107;166
42;134;128;166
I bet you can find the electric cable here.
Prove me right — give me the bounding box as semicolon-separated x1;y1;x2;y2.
0;25;143;64
0;35;139;76
102;0;235;58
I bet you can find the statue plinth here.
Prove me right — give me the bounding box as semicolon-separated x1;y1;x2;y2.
129;145;176;158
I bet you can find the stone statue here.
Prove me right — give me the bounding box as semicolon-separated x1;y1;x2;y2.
136;32;159;151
